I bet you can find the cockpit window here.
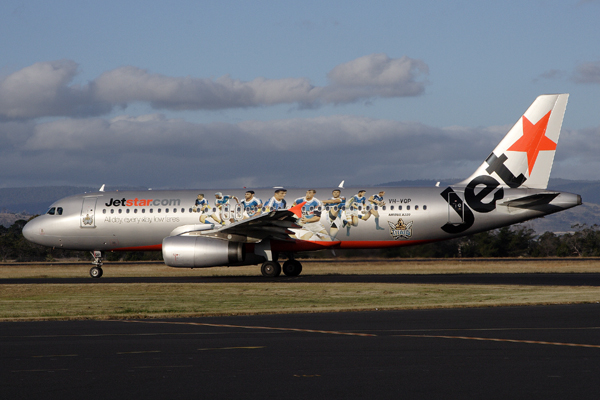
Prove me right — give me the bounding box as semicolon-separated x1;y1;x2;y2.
46;207;56;215
57;207;63;215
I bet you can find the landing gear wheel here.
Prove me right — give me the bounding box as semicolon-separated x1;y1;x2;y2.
282;260;303;277
261;261;281;277
90;266;103;278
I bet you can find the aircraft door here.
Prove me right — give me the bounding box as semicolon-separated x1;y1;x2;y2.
81;197;97;228
447;192;464;224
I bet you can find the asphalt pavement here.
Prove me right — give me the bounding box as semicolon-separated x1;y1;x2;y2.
3;303;600;399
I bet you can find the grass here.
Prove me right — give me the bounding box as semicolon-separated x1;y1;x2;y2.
1;258;600;321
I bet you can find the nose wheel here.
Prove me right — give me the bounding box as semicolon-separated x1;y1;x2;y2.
90;266;103;278
90;250;104;278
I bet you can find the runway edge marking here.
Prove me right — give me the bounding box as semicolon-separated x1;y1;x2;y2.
120;320;376;337
397;334;600;348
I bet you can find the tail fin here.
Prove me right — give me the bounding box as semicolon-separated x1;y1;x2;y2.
459;94;568;189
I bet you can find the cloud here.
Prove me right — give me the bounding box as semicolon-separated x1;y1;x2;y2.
324;54;429;101
0;60;111;119
1;112;594;188
0;54;429;120
0;114;506;188
536;69;566;81
572;61;600;84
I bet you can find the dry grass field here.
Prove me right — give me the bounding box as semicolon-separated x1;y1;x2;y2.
2;258;600;321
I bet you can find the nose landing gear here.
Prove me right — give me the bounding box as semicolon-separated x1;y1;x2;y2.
90;250;104;278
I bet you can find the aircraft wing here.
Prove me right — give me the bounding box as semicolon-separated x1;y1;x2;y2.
171;202;306;243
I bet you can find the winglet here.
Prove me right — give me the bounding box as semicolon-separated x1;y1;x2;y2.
289;201;306;218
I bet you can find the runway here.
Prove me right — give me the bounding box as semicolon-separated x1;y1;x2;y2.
3;304;600;399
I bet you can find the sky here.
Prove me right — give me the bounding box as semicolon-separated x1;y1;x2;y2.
1;0;599;190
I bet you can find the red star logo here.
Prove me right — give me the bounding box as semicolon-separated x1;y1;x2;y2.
507;111;555;175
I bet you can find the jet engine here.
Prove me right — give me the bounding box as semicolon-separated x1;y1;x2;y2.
162;236;245;268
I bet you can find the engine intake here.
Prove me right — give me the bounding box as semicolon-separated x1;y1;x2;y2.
162;236;244;268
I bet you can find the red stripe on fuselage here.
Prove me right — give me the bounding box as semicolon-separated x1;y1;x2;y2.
111;244;163;252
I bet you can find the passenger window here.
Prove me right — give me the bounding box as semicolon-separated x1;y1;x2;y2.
134;209;138;214
390;206;394;210
166;208;169;213
150;209;153;213
142;209;146;214
103;209;106;214
110;209;114;214
415;205;419;210
158;208;161;213
126;209;130;214
423;205;427;210
118;209;122;214
407;205;410;210
399;205;402;210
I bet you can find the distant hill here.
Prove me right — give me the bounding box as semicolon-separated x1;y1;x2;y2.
0;212;32;228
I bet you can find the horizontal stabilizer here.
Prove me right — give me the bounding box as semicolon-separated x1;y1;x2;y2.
500;193;559;209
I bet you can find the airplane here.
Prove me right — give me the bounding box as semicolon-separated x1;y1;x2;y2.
22;94;581;278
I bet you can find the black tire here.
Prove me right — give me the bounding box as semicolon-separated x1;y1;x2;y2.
261;261;281;277
282;260;302;277
90;266;103;278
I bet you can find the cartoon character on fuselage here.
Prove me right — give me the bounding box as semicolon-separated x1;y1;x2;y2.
264;189;288;212
292;189;331;241
214;192;239;224
322;189;346;240
363;191;386;230
241;190;263;219
345;190;367;236
192;194;213;225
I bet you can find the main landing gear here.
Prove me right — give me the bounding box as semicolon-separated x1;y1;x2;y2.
260;258;303;278
90;250;104;278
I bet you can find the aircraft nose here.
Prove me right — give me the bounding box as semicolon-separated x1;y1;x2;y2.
22;218;40;243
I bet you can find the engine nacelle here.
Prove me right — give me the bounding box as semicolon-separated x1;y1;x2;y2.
162;236;245;268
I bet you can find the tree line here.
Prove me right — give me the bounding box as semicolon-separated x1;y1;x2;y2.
2;219;600;262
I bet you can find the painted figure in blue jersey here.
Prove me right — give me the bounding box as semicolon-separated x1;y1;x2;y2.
214;192;239;225
241;190;263;219
292;189;331;241
344;190;367;236
322;189;346;240
264;189;287;212
193;193;213;225
364;190;386;230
